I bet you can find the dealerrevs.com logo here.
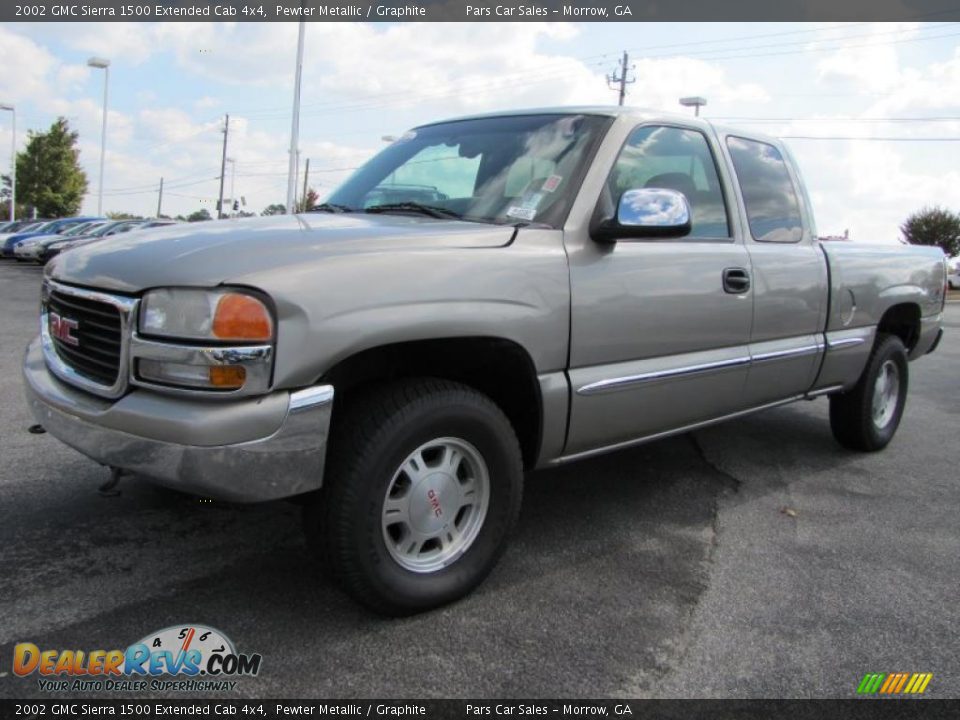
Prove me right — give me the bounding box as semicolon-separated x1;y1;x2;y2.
12;624;262;693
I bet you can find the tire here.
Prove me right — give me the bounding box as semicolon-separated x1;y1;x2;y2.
304;378;524;615
829;333;908;451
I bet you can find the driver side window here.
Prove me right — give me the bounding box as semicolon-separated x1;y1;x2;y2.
607;125;730;238
363;143;481;208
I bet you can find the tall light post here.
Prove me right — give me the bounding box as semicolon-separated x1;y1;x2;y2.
87;57;110;216
679;96;707;117
0;103;14;221
286;20;306;214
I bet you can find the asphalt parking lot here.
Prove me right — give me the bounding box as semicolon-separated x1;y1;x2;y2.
0;258;957;699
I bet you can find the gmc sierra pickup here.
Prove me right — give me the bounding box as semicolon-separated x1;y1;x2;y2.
24;107;947;614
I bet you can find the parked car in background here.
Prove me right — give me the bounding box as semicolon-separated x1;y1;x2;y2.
14;221;108;263
39;219;146;263
139;219;179;229
1;217;102;258
0;220;46;243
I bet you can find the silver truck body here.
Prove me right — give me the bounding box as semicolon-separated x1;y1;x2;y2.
23;107;946;501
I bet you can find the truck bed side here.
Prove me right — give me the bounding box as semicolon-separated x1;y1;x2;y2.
814;242;946;391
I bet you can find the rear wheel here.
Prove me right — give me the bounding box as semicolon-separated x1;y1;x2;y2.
829;333;908;451
304;378;523;615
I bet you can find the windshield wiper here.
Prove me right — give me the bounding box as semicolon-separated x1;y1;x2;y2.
311;203;354;213
363;202;463;220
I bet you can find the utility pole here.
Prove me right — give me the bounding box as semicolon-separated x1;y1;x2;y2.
156;176;163;217
301;157;310;212
286;20;306;214
217;114;229;220
229;159;236;215
607;51;635;106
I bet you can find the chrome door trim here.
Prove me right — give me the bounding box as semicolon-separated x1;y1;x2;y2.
826;336;866;350
576;354;751;396
575;337;828;397
750;343;823;363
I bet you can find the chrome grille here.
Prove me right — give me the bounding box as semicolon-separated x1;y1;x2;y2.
47;290;123;385
40;280;137;399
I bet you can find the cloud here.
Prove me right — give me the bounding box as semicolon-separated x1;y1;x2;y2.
0;25;59;103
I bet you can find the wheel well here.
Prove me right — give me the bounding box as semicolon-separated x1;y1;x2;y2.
877;303;921;351
322;338;542;469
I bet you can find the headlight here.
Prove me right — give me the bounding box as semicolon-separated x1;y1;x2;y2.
133;288;274;394
140;288;273;342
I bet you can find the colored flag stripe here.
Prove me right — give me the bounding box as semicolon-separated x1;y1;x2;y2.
857;674;874;693
917;674;933;693
894;673;909;693
904;674;919;694
880;674;897;693
868;673;886;693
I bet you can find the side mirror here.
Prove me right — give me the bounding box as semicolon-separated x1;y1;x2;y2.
592;188;692;243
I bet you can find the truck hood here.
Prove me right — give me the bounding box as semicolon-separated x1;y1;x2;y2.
47;213;516;294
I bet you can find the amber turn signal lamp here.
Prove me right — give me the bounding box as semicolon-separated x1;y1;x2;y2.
212;293;273;341
209;365;247;388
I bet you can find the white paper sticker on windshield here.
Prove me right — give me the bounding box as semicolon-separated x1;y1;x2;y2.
542;175;563;192
506;206;537;221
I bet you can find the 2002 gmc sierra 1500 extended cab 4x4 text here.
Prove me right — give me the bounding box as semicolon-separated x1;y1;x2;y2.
24;107;946;614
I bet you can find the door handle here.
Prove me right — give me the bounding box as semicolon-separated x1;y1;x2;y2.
722;267;751;294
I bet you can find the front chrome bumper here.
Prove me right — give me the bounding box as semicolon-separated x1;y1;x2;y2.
23;337;334;502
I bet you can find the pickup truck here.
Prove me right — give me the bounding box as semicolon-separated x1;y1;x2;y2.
23;107;947;615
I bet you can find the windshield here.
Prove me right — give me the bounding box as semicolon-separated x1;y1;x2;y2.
63;222;96;236
326;114;611;228
90;221;134;237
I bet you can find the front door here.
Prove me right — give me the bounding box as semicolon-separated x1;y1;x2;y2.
564;123;754;458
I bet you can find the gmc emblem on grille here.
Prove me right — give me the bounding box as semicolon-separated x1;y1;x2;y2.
49;312;80;346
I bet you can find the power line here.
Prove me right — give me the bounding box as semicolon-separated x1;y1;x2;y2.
782;135;960;141
717;117;960;124
101;176;220;197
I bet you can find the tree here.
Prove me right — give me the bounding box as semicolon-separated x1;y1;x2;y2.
187;209;212;222
107;211;142;220
13;117;88;218
295;188;319;213
262;203;286;216
901;206;960;257
0;174;29;219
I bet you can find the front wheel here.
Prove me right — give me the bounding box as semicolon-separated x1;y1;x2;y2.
829;333;909;451
304;378;523;615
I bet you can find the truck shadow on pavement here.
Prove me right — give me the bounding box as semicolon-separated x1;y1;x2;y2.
0;402;853;698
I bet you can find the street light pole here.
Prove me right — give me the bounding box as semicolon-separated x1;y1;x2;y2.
87;57;111;216
286;20;306;214
0;103;14;221
679;96;707;117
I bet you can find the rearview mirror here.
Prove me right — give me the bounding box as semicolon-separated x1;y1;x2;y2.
592;188;692;243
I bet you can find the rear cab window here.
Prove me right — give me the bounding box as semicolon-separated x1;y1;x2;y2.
726;136;804;243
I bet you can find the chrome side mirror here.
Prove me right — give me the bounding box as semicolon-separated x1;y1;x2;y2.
593;188;692;242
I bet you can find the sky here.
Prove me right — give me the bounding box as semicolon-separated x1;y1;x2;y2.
0;20;958;241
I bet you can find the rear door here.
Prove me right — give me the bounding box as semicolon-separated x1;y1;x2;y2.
721;135;827;405
563;122;755;458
